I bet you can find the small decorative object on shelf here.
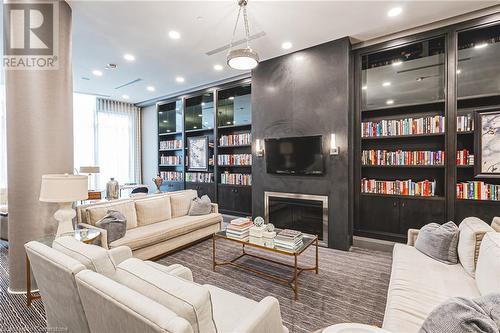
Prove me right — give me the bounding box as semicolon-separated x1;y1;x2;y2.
362;150;445;166
266;223;275;232
153;174;162;193
361;178;437;197
456;181;499;201
253;216;264;227
106;177;119;200
361;115;445;137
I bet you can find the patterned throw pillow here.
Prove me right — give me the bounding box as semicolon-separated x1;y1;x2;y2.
95;210;127;245
415;221;459;264
188;195;212;216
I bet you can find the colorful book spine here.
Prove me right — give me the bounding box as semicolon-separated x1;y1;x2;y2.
159;140;182;150
185;172;213;183
218;154;252;166
361;178;437;197
361;115;445;137
219;133;252;146
160;171;183;182
456;114;474;132
362;150;445;166
220;173;252;186
456;182;499;201
456;149;474;166
160;155;182;165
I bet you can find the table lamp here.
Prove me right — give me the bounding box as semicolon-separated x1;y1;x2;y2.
39;174;89;236
79;166;101;200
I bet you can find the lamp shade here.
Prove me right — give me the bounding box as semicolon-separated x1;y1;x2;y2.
79;166;100;174
39;174;89;202
227;47;259;70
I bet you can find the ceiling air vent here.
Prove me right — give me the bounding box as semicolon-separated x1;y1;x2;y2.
114;78;142;90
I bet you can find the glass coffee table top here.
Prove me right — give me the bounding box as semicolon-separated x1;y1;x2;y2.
215;229;318;255
35;228;101;247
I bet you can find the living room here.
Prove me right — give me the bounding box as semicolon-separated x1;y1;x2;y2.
1;1;499;332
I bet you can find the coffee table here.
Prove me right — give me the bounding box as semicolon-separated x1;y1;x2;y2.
212;229;318;300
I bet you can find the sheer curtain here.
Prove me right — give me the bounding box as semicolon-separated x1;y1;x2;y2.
96;98;141;189
0;85;6;205
73;93;97;185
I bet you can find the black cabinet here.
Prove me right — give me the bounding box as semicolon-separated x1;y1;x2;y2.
217;185;252;215
160;182;183;193
185;183;216;202
358;195;445;241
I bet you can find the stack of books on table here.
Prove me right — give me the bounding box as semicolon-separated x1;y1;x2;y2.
274;229;303;251
226;218;253;241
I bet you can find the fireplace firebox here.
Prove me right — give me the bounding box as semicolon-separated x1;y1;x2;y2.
264;192;328;246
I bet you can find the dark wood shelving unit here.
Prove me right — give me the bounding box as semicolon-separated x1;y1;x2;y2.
361;132;445;140
361;165;445;168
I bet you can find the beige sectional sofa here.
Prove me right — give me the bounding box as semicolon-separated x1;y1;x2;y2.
76;190;222;260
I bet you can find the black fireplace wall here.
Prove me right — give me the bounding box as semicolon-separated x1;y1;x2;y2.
251;37;353;250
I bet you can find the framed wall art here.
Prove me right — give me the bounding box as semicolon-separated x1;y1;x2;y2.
187;136;209;171
475;109;500;178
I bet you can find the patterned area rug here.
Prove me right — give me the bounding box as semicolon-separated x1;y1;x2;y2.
0;238;392;333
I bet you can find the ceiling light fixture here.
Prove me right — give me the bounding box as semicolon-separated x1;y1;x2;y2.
123;54;135;62
122;95;130;100
214;64;223;71
386;99;394;105
147;86;155;92
176;76;185;83
456;69;462;75
387;7;402;17
362;85;367;90
382;81;391;87
226;0;259;70
92;70;103;76
474;43;488;49
169;30;181;39
281;41;292;50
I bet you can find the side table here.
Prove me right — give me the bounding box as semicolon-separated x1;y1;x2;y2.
26;229;101;306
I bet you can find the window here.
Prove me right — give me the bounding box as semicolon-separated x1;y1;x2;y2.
0;85;6;205
73;95;141;190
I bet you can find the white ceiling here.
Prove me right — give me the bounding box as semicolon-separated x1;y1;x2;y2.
70;1;499;104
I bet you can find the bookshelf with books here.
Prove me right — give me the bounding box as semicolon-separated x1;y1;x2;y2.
216;84;252;216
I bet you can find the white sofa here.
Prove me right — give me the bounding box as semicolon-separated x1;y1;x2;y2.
382;217;500;333
77;190;222;260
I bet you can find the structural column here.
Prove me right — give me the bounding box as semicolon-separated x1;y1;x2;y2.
5;0;73;292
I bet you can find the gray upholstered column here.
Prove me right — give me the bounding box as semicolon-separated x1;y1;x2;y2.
6;1;73;292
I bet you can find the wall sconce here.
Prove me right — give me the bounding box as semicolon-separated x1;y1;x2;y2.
330;134;339;155
255;139;264;157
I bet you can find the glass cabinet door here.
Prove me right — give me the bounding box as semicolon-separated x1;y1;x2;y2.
361;37;446;110
457;24;500;99
185;93;214;130
217;84;252;127
158;99;183;134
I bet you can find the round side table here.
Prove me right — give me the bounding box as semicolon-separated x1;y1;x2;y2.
320;323;391;333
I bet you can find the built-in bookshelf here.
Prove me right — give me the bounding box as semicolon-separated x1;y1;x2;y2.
156;81;252;216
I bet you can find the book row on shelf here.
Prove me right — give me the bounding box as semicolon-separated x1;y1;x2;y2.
185;172;214;183
160;155;182;165
457;181;500;201
362;150;445;166
457;149;474;166
361;116;445;137
160;139;182;150
457;114;474;132
186;156;214;167
219;133;251;146
220;173;252;186
361;178;437;197
160;171;183;182
217;154;252;166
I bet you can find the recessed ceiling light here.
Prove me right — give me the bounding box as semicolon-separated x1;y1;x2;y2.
382;81;391;87
386;99;394;105
123;54;135;62
362;85;367;90
147;86;155;92
456;69;462;75
122;94;130;100
281;41;292;50
213;64;223;71
392;60;402;66
387;7;402;17
163;120;167;123
474;43;488;49
92;70;103;76
169;30;181;39
229;96;235;100
175;76;185;83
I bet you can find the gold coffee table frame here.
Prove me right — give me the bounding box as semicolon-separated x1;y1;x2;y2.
212;230;319;300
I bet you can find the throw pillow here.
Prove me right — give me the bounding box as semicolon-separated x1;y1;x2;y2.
95;210;127;245
415;221;459;264
188;195;212;216
419;294;500;333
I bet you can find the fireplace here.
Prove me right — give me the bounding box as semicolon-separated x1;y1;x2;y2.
264;191;328;246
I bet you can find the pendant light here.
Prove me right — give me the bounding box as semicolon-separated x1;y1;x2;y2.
227;0;259;70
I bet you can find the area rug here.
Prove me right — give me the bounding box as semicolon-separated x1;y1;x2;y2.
156;239;392;333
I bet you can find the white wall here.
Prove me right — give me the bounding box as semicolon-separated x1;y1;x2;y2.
141;104;158;191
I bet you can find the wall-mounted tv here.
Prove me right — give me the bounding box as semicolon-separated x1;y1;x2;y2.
265;135;324;175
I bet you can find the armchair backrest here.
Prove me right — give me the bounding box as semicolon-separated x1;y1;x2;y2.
24;241;90;333
75;270;194;333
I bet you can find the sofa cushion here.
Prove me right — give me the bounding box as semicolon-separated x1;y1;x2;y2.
114;258;217;333
86;200;138;229
109;213;222;250
382;244;481;333
170;190;197;218
415;221;459;264
134;195;171;226
475;232;500;296
457;217;495;277
52;236;117;277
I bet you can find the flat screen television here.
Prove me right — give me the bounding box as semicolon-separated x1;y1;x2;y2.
265;135;324;175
